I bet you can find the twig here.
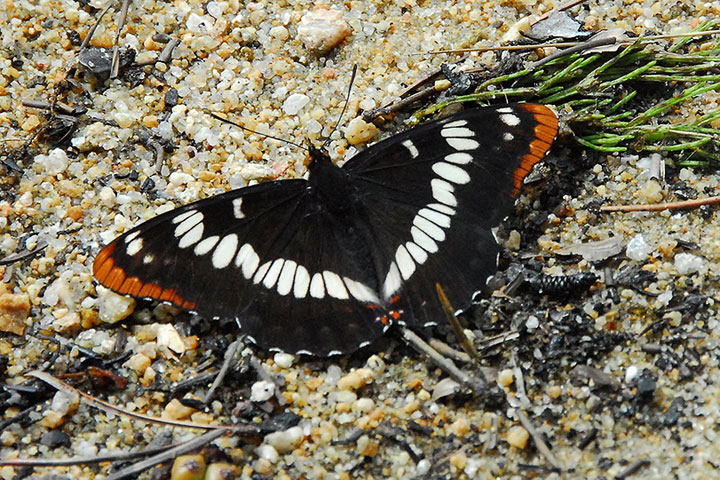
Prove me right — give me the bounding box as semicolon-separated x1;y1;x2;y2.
110;0;132;78
80;0;116;50
513;408;562;471
428;338;471;363
436;284;480;362
28;371;230;430
203;339;240;404
400;328;486;392
0;444;176;467
600;195;720;212
104;428;229;480
615;458;651;479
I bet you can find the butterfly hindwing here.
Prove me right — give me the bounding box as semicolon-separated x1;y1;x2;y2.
94;103;558;355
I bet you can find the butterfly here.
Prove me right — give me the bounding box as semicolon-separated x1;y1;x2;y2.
93;103;558;356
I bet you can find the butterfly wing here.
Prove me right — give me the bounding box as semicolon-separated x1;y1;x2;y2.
93;179;390;355
342;104;558;327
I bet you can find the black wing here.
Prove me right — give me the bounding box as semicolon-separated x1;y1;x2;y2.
342;103;558;327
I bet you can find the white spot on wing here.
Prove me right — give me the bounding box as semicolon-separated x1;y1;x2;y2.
401;139;419;158
172;209;197;224
143;254;154;264
411;226;439;253
262;259;285;289
406;242;428;264
293;265;310;298
496;107;514;114
232;198;245;219
194;235;219;256
414;215;446;242
433;162;470;184
445;152;473;165
174;211;203;237
446;137;480;151
212;234;239;268
178;223;204;248
442;127;474;138
344;277;379;303
500;113;521;126
309;273;325;298
125;231;140;243
235;243;259;277
252;261;272;284
503;132;514;142
428;203;456;216
418;207;451;228
276;260;297;296
382;262;403;299
444;119;467;128
323;271;349;299
126;238;143;256
431;179;457;207
395;245;416;280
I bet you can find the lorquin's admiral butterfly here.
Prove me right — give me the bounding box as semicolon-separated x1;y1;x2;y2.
93;104;558;356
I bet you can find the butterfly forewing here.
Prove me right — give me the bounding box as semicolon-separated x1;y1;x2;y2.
94;103;558;355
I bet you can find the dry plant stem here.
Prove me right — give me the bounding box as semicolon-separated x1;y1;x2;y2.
513;407;562;471
428;338;472;363
104;428;229;480
110;0;132;78
532;0;588;24
80;0;115;49
400;328;487;392
203;338;241;404
436;283;481;362
600;195;720;212
0;444;176;467
28;371;230;430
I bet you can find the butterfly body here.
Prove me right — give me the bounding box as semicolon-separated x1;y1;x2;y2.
93;104;558;355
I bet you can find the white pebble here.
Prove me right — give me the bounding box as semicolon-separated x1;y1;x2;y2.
264;426;304;453
625;365;639;383
625;234;652;261
50;390;79;415
97;285;136;324
250;380;275;402
273;352;294;368
674;252;705;275
255;444;279;463
297;8;350;53
283;93;310;115
37;148;69;175
526;315;539;330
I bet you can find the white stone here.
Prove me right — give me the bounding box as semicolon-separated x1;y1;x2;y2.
625;234;652;261
675;252;705;275
297;8;350;53
282;93;310;115
251;380;275;402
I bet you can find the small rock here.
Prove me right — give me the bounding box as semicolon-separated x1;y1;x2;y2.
497;369;514;387
625;234;652;261
297;8;350;53
570;365;621;390
126;353;152;374
162;398;197;421
205;463;239;480
636;178;663;203
171;454;206;480
50;390;79;416
337;368;374;390
674;252;705;275
0;292;31;335
251;380;275;402
282;93;310;115
507;425;529;449
96;286;136;324
449;451;468;470
264;426;304;453
156;323;186;356
447;417;470;437
40;430;71;448
255;444;279;463
345;117;379;145
37;148;69;175
273;352;294;368
356;435;380;457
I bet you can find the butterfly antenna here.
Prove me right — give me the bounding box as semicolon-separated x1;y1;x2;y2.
323;64;358;150
209;112;308;152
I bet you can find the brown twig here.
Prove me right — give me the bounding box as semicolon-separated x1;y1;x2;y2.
600;195;720;212
436;283;481;362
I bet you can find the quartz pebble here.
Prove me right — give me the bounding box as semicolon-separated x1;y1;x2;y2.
0;293;30;335
297;9;350;53
625;234;652;261
264;426;305;453
337;368;374;390
96;286;136;324
251;380;276;402
507;425;530;449
171;454;206;480
345;117;379;145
